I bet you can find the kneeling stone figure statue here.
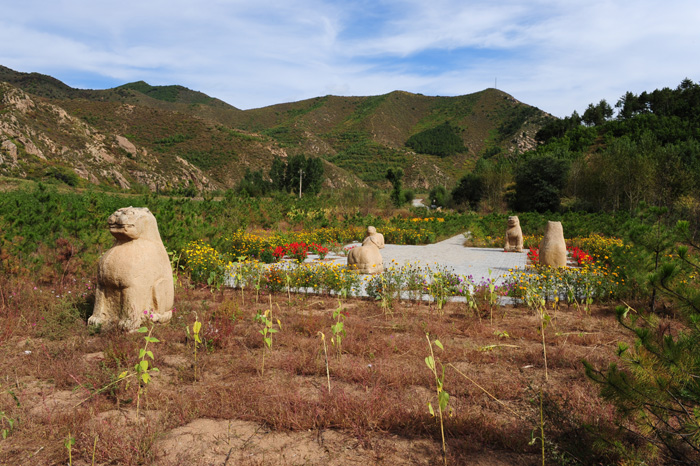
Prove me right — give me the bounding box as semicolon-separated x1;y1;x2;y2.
89;207;174;330
347;226;385;274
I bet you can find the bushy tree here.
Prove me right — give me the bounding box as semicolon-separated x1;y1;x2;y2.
535;111;582;144
582;99;613;126
429;185;448;208
269;156;286;191
511;153;569;213
269;154;325;196
304;157;324;195
451;173;483;209
386;168;405;207
236;169;271;197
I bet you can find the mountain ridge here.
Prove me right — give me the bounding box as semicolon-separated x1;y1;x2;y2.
0;65;554;192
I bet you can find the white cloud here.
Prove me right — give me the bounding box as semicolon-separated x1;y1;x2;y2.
0;0;698;116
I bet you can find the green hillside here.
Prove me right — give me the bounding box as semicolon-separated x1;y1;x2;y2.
0;65;552;191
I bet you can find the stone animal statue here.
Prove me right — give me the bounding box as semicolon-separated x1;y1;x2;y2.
503;216;524;252
89;207;174;330
539;221;567;267
347;226;385;274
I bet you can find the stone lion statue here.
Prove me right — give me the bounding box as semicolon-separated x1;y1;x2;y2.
89;207;174;330
347;226;385;274
504;216;523;252
539;221;567;267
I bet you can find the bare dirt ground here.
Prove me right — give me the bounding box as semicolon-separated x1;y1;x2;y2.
0;286;635;465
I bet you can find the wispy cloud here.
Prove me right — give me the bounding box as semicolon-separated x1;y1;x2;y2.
1;0;698;116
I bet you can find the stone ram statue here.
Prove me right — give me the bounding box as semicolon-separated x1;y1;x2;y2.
347;226;385;274
88;207;174;330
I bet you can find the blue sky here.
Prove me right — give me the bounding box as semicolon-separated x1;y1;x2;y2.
1;0;699;117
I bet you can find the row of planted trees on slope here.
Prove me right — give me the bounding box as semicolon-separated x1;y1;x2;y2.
236;154;324;197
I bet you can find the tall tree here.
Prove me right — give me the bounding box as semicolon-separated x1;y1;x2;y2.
582;99;613;126
279;154;325;196
386;168;404;206
269;156;287;191
451;172;483;210
512;153;569;213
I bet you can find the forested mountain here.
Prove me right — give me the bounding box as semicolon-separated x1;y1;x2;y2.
0;66;550;192
445;78;700;217
520;78;700;214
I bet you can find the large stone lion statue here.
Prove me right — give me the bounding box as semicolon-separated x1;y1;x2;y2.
88;207;174;330
539;221;567;267
347;226;385;274
504;216;523;252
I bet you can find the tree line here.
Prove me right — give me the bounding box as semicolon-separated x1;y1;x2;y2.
440;78;700;225
236;154;324;197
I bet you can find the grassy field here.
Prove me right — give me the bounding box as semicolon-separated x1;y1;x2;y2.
1;183;698;465
0;275;636;465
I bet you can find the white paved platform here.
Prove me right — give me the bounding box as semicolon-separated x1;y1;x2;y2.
326;234;529;283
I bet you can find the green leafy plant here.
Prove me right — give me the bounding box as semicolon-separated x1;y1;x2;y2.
167;249;185;289
0;390;19;440
425;334;450;466
525;287;550;381
426;266;459;314
119;311;160;419
528;388;547;466
64;432;75;466
255;298;281;376
481;269;500;323
187;317;203;381
330;300;346;360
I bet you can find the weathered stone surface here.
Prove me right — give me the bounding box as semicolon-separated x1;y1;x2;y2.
539;221;567;267
504;216;524;252
89;207;174;330
0;139;18;165
347;226;385;274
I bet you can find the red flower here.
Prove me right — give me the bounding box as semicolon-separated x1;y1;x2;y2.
528;247;540;263
272;246;286;261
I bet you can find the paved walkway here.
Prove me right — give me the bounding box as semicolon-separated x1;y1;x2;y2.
326;234;529;284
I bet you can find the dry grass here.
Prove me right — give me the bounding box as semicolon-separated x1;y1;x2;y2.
0;276;636;465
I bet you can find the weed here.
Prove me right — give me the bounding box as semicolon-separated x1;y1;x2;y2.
255;297;281;376
425;334;449;466
118;311;160;419
330;300;346;359
187;316;203;381
0;390;19;440
91;435;98;466
64;432;75;466
318;331;331;393
528;388;547;466
168;249;185;289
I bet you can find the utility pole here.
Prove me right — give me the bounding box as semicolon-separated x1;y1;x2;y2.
298;168;304;198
